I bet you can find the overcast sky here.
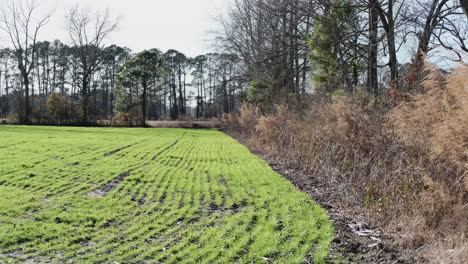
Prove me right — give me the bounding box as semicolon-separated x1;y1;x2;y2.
19;0;232;57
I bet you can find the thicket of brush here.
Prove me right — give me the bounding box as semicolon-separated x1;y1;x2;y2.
222;64;468;263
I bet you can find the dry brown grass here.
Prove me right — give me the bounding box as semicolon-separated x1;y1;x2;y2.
388;64;468;263
145;120;220;129
110;112;220;128
221;104;262;137
222;63;468;263
390;63;468;173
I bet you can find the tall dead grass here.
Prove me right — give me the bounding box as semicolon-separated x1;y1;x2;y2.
391;63;468;174
389;64;468;262
222;64;468;263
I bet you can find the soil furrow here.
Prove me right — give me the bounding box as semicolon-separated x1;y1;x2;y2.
88;136;184;198
151;133;185;161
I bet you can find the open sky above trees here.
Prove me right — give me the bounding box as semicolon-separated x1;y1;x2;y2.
0;0;231;57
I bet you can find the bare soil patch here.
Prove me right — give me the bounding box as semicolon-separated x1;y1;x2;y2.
86;169;137;198
104;144;134;157
87;137;183;198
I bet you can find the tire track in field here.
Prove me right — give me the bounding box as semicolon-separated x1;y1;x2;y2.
104;139;150;157
104;144;134;157
151;133;185;161
87;134;185;198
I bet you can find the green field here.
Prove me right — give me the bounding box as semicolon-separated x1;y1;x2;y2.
0;126;333;263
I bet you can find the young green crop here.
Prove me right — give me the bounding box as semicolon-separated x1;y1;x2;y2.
0;126;333;263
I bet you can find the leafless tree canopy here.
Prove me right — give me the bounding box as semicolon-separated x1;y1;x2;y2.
65;5;118;124
0;0;53;123
216;0;467;97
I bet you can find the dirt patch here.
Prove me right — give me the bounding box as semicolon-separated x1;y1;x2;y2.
104;144;134;157
86;169;136;198
152;134;184;160
87;137;184;198
48;156;81;167
204;202;244;216
0;252;57;264
146;120;220;129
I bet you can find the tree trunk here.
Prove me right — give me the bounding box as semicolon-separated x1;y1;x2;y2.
183;72;186;113
177;65;185;115
376;1;398;86
388;31;398;85
171;77;179;120
141;82;147;127
368;0;379;96
23;74;31;124
81;78;89;125
103;81;109;119
222;77;229;114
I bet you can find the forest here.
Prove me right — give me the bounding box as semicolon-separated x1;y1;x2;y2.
0;1;466;125
0;0;467;263
0;4;244;125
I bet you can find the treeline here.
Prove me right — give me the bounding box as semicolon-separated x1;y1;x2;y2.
0;2;244;125
0;41;130;123
0;0;466;125
113;50;243;126
217;0;466;110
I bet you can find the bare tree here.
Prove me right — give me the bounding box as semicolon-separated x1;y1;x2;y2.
0;0;53;123
406;0;463;63
216;0;315;99
373;0;410;85
368;0;379;95
431;1;468;60
66;5;118;124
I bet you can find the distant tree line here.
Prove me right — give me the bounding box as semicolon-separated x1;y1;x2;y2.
0;0;244;125
1;0;466;125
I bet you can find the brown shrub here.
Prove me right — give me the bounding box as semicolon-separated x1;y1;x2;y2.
146;120;219;129
220;112;241;132
394;184;468;264
221;104;262;139
238;104;262;135
252;98;424;219
386;64;468;262
390;63;468;182
112;112;139;127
